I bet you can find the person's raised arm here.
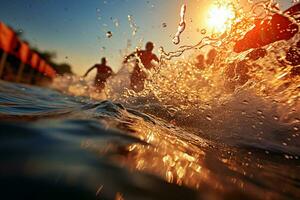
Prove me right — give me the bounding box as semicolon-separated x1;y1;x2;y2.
83;65;96;77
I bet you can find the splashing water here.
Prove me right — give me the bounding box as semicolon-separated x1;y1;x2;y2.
53;0;300;132
128;15;139;36
34;0;300;198
172;4;187;45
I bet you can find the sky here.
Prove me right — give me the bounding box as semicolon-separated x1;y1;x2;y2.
0;0;292;75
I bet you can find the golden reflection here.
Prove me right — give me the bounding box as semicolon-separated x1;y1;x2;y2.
115;192;124;200
121;119;213;189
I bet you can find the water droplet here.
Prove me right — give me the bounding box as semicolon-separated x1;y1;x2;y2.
257;110;263;115
282;142;288;146
273;116;279;121
242;100;249;105
265;151;269;154
113;19;119;27
106;31;112;38
206;115;212;121
201;29;206;34
172;36;180;45
162;23;167;28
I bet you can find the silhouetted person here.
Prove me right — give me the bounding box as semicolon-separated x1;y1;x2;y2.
206;48;217;66
123;42;159;92
84;57;113;92
195;54;205;70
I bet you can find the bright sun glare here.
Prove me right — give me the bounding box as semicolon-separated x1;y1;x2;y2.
207;5;235;33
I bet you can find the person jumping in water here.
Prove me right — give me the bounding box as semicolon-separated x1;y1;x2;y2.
84;57;113;92
123;42;159;92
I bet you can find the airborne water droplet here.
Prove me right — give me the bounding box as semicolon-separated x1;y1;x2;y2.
201;29;206;34
172;37;180;45
106;31;112;38
242;100;249;105
206;115;212;121
112;18;119;27
257;110;263;115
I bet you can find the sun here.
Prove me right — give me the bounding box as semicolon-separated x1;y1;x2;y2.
207;5;235;33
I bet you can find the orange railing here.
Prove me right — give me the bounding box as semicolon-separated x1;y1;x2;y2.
0;22;56;83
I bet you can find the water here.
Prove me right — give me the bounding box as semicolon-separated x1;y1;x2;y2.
172;4;186;45
0;70;299;200
1;1;300;199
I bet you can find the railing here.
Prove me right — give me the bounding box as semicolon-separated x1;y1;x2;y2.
0;22;56;84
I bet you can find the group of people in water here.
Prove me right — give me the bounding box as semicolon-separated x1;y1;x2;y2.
84;3;300;93
84;41;159;93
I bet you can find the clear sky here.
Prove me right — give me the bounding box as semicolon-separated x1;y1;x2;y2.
0;0;292;75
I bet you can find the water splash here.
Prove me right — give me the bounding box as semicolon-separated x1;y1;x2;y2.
128;15;139;36
46;2;300;198
50;0;300;155
172;4;187;45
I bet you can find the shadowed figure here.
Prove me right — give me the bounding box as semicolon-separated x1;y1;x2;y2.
123;42;159;92
84;57;113;92
206;48;217;66
195;54;205;70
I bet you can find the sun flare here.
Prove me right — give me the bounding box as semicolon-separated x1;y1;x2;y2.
207;5;235;33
